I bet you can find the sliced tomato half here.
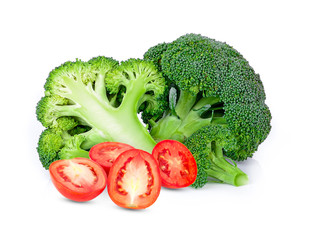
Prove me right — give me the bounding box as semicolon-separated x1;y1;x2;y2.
89;142;134;175
49;158;107;202
107;149;161;209
152;140;197;188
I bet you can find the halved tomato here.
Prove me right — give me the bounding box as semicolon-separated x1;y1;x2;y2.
152;140;197;188
49;158;107;202
89;142;134;175
107;149;161;209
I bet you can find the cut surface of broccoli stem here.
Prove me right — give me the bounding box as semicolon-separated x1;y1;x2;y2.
52;67;157;153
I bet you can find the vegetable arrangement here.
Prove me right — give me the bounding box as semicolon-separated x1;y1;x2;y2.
36;33;271;209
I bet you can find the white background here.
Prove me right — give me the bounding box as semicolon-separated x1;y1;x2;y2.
1;0;309;239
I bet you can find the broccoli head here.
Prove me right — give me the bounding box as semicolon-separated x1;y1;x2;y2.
36;56;167;169
143;33;271;186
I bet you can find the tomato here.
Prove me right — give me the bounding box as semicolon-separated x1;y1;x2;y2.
152;140;197;188
107;149;161;209
89;142;134;175
49;158;107;202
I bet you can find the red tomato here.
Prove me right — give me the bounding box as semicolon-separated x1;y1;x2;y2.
49;158;107;202
108;149;161;209
152;140;197;188
89;142;134;175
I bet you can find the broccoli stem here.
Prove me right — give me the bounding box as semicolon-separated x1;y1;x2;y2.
58;133;90;160
150;93;225;142
174;91;197;119
94;72;109;103
150;115;182;141
206;143;248;186
79;128;110;150
113;107;157;152
81;90;156;153
59;147;90;160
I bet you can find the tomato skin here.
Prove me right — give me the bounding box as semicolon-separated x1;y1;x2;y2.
152;140;197;189
49;158;107;202
107;149;161;209
89;142;134;175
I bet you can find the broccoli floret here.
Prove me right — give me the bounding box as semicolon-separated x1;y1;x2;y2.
36;95;79;130
223;102;272;160
58;134;90;160
37;129;64;169
144;42;169;71
37;126;97;169
36;56;166;169
184;125;248;187
143;33;271;185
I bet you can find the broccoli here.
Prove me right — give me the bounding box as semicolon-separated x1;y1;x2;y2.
144;33;271;186
184;125;248;187
36;57;166;169
37;127;91;169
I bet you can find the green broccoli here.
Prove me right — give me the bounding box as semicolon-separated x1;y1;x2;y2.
36;57;166;169
144;33;271;186
37;127;92;169
184;125;248;187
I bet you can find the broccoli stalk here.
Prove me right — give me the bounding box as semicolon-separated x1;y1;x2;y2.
36;57;166;169
203;142;248;187
149;88;225;142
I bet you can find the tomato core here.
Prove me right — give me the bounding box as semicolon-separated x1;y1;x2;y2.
108;149;161;209
116;156;154;205
57;160;98;188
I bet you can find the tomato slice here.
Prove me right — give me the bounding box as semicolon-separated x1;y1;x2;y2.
89;142;134;175
49;158;107;202
152;140;197;188
107;149;161;209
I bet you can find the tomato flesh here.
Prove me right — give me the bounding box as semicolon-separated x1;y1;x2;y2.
152;140;197;188
58;161;97;187
108;149;161;209
49;158;107;202
89;142;134;175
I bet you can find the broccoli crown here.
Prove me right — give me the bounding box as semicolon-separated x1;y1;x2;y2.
224;102;272;160
36;56;166;169
88;56;119;75
151;34;243;95
219;58;266;104
44;59;97;95
106;59;166;102
144;33;265;102
144;42;168;71
184;125;248;188
144;33;271;161
105;58;168;119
